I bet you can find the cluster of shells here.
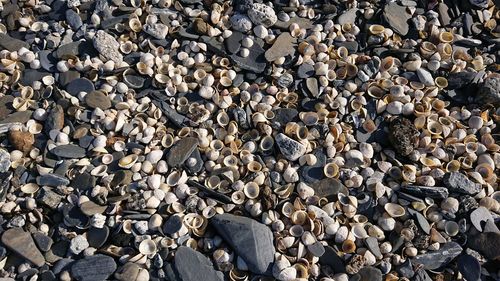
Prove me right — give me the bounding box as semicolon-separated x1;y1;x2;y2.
0;0;499;280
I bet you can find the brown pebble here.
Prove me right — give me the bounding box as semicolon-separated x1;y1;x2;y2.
9;130;34;153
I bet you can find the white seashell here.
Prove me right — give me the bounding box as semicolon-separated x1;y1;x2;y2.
364;250;376;265
351;223;368;239
147;174;162;189
138;239;157;255
146;150;164;164
378;214;396;231
334;226;348;243
283;166;299;183
384;203;405;217
243;182;260;199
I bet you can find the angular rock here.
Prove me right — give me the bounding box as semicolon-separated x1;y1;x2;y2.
0;33;29;51
85;91;112;110
166;137;198;167
273;108;298;126
388;117;419;156
0;149;10;173
37;174;70;187
71;254;117;281
55;41;92;59
8;130;34;152
416;68;434;86
51;145;86;158
413;268;432;281
115;263;148;281
476;76;500;105
383;3;410;35
396;259;414;279
468;232;500;260
45;105;65;133
275;133;306;161
72;172;96;190
0;111;33;124
401;185;449;199
211;214;275;274
1;228;45;267
247;3;277;27
443;172;481;195
338;8;357;25
309;178;348;199
173;246;224;281
265;32;295;62
93;30;123;63
412;242;462;270
0;96;14;120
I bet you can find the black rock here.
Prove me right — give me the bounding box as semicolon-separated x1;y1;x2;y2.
166;137;199;168
37;174;70;187
71;172;96;190
210;214;275;275
272;108;298;125
172;246;224;281
225;31;243;54
457;255;480;281
401;185;449;199
230;43;266;73
319;246;346;273
51;144;86;158
476;76;500;105
443;172;481;195
0;33;29;51
87;226;109;248
357;266;382;281
412;242;462;270
71;254;117;281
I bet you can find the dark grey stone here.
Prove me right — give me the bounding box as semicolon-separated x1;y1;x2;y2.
211;214;275;275
384;3;411;35
72;172;96;190
87;226;109;248
357;266;382;281
37;174;70;187
413;268;432;281
365;237;382;259
319;246;346;273
85;91;112;110
20;70;51;87
66;9;83;29
476;76;500;105
163;215;183;235
297;63;314;78
71;254;116;281
39;50;57;72
401;185;449;199
467;232;500;260
0;111;33;124
457;255;480;281
307;241;325;257
230;42;266;73
33;232;53;252
66;78;95;96
225;31;243;54
273;108;298;126
172;247;224;281
166;137;198;168
51;145;86;158
0;33;29;51
408;208;430;234
396;259;414;279
59;71;80;87
412;242;462;270
36;187;63;209
443;172;481;195
1;228;45;267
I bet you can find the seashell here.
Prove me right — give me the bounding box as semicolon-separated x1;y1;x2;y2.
166;170;187;186
138;239;157;255
369;24;385;35
439;31;453;43
243;182;259;199
351;223;368;239
21;183;40;194
384;203;405;217
91;165;108;177
434;77;448;88
480;197;499;212
342;239;356;253
368;225;385;240
291;210;308;225
444;221;459;236
231;191;246;204
289;225;304;237
101;154;114;165
260;135;274;151
427;121;443;135
247;161;262;172
377;214;395;231
129;17;142;32
381;56;395;72
323;163;339;178
229;268;248;281
300;112;319;126
119;154;138;169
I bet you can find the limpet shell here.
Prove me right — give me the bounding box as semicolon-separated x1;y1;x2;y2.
243;182;260;199
384;203;405;217
21;183;40;194
138;239;157;255
291;210;308;225
323;163;339;178
342;239;356;253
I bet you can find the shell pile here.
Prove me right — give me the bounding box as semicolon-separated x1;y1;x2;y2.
0;0;499;280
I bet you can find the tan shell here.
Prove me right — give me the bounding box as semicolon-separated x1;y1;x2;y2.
369;24;385;35
323;163;339;178
384;203;405;217
291;210;308;225
118;154;138;168
21;183;40;194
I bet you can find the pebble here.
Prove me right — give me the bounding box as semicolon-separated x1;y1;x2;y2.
51;144;86;158
468;232;500;260
45;105;65;133
33;232;54;252
71;254;117;281
275;133;306;161
225;31;244;54
0;33;29;51
115;263;149;281
388;117;419;156
364;237;382;259
8;130;34;153
69;235;89;255
310;178;348;199
85;91;112;110
80;201;107;216
87;226;109;248
65;9;83;29
36;187;63;209
1;228;45;267
66;78;95;96
247;3;277;27
297;63;315;78
412;242;462;270
211;214;275;274
230;14;253;33
0;149;10;173
37;174;70;187
357;266;382;281
305;78;319;97
337;8;357;25
443;172;481;195
476;76;500;105
416;68;434;86
457;255;480;281
163;215;184;235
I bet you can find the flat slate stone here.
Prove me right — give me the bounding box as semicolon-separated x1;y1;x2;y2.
383;3;410;35
80;201;107;216
412;242;462;270
32;232;53;252
37;174;70;187
467;232;500;260
401;185;448;199
211;214;275;275
309;178;348;199
172;246;224;281
230;43;266;73
0;111;33;124
225;31;243;54
51;145;86;158
1;228;45;267
71;254;116;281
166;137;199;167
88;226;109;248
265;32;296;62
443;172;481;195
357;266;382;281
0;33;29;51
85;91;112;110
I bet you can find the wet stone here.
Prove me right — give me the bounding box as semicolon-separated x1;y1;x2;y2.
85;91;112;110
166;137;199;168
51;144;86;158
412;242;462;270
443;172;481;195
211;214;275;274
71;254;117;281
1;228;45;267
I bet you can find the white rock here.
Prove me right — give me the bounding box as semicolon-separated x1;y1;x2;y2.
248;3;277;27
70;235;89;255
296;182;314;199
